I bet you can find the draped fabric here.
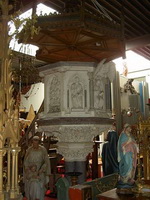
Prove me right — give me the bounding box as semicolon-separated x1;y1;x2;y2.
102;130;119;176
27;170;43;200
117;131;138;185
24;145;51;200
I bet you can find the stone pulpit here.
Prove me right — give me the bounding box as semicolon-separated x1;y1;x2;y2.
38;60;116;183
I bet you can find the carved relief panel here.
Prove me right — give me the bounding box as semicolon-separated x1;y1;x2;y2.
45;74;61;114
94;76;105;110
94;76;111;111
93;60;115;116
39;61;116;118
70;76;84;109
65;72;89;113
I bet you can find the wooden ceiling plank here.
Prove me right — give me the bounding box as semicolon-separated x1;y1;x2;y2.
40;43;66;47
134;49;150;60
45;47;67;54
85;1;121;23
79;30;108;41
76;48;99;62
95;1;149;35
41;30;71;46
85;1;149;38
125;1;150;25
131;0;150;17
73;28;82;46
43;0;63;12
77;38;102;46
126;34;150;51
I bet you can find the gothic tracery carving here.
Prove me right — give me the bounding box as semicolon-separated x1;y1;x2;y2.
70;76;83;109
93;60;116;111
38;125;110;142
49;76;61;113
57;145;93;161
94;76;105;110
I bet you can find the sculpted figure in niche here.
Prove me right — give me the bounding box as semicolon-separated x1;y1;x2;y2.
71;76;83;109
94;76;105;110
49;76;61;112
93;60;116;111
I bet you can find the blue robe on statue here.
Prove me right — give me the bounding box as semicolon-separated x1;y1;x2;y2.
102;130;119;176
117;131;138;187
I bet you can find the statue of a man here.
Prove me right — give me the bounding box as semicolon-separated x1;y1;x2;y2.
23;135;51;200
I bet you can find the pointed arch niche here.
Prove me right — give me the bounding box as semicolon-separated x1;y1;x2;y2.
67;74;88;112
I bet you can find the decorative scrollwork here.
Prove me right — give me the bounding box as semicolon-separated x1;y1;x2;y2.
95;174;118;193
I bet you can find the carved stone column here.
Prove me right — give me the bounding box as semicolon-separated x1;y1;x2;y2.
111;82;115;116
14;148;20;193
6;148;11;192
88;72;94;110
10;148;22;199
10;149;16;198
0;149;6;200
114;71;122;131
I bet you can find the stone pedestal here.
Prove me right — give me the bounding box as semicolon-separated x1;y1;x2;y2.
38;61;116;182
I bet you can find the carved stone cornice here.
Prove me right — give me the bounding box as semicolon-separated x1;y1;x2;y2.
38;124;111;161
57;142;94;162
37;117;114;126
38;124;111;142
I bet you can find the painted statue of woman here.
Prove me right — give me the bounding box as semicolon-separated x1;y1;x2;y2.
117;124;138;188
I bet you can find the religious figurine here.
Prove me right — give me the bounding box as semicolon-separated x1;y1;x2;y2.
26;164;42;200
117;124;138;193
71;76;83;109
23;135;51;200
102;123;119;176
124;79;137;94
94;77;105;110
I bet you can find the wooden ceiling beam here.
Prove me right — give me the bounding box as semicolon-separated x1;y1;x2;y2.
133;0;150;15
126;34;150;51
19;0;47;13
134;49;150;60
125;1;150;27
40;30;71;46
43;0;64;12
87;0;148;35
76;48;99;62
85;1;121;23
85;1;149;40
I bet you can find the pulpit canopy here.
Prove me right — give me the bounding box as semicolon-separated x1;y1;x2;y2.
18;5;124;63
